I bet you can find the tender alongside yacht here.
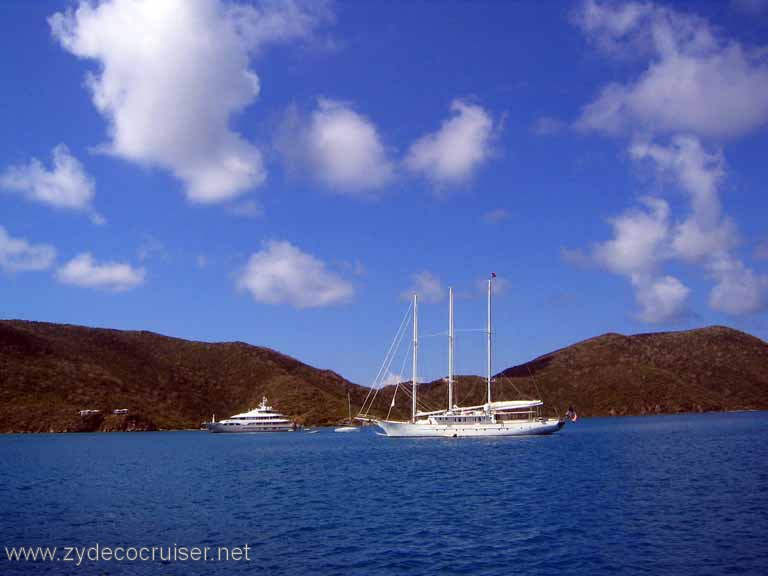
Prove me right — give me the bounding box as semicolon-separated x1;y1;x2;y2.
359;276;565;438
207;397;295;433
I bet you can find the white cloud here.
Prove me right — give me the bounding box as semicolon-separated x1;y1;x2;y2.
484;208;509;223
708;254;768;315
380;371;404;387
590;196;690;323
279;99;394;194
0;226;57;273
402;271;444;303
50;0;328;203
629;136;738;261
476;275;508;296
237;240;354;308
572;2;768;319
574;0;768;138
56;252;145;291
630;137;767;313
593;196;671;277
0;144;102;223
405;100;495;186
582;135;767;319
634;274;690;323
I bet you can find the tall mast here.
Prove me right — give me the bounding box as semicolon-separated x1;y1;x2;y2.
448;287;454;411
487;277;492;408
347;391;352;423
412;293;418;423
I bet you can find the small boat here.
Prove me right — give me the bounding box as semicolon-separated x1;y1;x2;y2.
334;392;360;433
207;397;295;433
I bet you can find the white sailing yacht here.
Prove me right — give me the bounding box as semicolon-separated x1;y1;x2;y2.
334;392;359;432
364;276;564;438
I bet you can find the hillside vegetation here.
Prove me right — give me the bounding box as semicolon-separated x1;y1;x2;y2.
1;321;766;432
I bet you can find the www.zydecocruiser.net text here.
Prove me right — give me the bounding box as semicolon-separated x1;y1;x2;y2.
4;543;251;566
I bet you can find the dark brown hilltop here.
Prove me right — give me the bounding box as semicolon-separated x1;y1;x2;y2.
496;326;768;417
1;321;767;432
0;320;368;433
349;326;768;421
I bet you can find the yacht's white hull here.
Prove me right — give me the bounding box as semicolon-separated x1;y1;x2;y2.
375;418;564;438
207;423;294;433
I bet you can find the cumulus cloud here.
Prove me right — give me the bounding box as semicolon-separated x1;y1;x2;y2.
237;240;354;308
50;0;328;203
634;275;691;323
594;196;671;277
708;254;768;315
0;144;102;223
405;100;495;186
582;136;767;319
56;252;145;291
574;0;768;138
0;226;57;273
571;2;768;319
278;99;394;194
630;136;738;261
402;271;445;303
591;197;690;322
633;137;767;313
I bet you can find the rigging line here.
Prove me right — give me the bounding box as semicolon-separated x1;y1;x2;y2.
500;373;524;398
375;301;412;388
360;302;412;415
364;304;412;418
524;363;558;418
384;337;413;420
396;386;434;415
420;331;447;339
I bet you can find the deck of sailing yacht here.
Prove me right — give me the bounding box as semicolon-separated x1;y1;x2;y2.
358;276;565;438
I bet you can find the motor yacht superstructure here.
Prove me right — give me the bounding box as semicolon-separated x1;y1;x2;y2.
207;397;294;433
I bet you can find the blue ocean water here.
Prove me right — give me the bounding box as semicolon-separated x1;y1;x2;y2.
1;412;767;575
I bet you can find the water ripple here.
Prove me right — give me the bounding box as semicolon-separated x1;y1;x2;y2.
1;413;767;575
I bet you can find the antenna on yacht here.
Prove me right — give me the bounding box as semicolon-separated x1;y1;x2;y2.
448;287;454;412
412;292;418;423
487;275;493;409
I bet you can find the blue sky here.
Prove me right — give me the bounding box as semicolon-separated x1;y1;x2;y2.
1;0;767;386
